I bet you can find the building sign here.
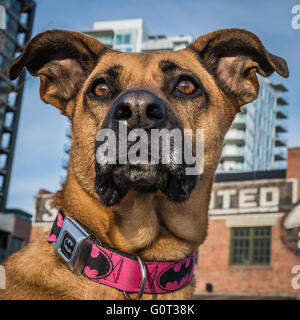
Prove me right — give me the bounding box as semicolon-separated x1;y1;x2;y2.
34;191;57;223
209;179;297;216
208;178;299;255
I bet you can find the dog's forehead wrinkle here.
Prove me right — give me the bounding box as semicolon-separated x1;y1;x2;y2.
89;64;123;83
92;51;196;88
93;54;150;85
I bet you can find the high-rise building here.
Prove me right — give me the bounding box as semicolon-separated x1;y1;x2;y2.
0;0;35;263
217;78;289;173
0;0;35;207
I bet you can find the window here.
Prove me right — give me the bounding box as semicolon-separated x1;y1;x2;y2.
0;231;8;249
116;33;132;45
1;133;10;149
97;35;113;47
123;33;131;44
230;227;271;265
4;112;14;128
116;34;123;45
0;231;8;262
0;154;7;169
8;237;23;255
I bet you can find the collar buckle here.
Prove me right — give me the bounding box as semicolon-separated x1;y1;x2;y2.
53;216;94;275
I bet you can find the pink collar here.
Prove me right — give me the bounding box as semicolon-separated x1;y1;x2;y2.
48;211;196;298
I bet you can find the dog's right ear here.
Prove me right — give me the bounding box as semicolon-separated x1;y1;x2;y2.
8;29;110;115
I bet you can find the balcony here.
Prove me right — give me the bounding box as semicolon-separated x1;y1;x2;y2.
269;83;289;105
64;143;70;153
276;95;288;106
224;129;246;144
275;119;288;133
217;161;244;173
276;105;289;119
83;30;114;47
66;127;71;138
231;112;246;129
62;158;69;170
269;83;288;92
274;147;286;161
142;39;173;52
275;134;287;147
221;146;245;161
272;160;286;170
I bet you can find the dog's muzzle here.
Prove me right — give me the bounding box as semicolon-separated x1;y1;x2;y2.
94;89;198;206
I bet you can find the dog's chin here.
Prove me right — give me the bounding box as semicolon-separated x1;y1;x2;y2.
95;164;198;207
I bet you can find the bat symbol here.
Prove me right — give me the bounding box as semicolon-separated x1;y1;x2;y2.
157;257;194;291
83;247;113;279
63;238;75;253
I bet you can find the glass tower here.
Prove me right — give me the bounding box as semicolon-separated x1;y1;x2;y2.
217;77;288;172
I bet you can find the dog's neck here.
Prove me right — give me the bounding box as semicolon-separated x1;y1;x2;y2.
54;166;211;261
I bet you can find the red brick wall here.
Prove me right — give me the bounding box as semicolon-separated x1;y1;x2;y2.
287;147;300;199
195;218;300;295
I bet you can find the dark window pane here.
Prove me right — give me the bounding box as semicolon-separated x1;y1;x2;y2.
8;237;23;255
231;227;271;265
116;34;122;45
124;33;131;44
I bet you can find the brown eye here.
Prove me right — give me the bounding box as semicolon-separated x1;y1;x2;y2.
176;80;196;94
94;82;110;97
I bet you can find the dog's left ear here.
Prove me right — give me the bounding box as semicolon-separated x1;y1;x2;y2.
8;29;110;115
188;28;289;106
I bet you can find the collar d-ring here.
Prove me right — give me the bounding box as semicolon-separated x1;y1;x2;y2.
123;256;146;300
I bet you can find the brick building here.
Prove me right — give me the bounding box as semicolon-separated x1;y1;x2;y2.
0;208;31;263
31;148;300;299
194;147;300;299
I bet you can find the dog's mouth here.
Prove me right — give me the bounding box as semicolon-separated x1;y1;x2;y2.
93;100;201;206
95;162;198;206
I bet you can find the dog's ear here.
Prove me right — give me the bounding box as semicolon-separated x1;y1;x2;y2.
188;28;289;106
8;29;110;114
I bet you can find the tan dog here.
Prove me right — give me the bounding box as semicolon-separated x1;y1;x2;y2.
1;28;288;300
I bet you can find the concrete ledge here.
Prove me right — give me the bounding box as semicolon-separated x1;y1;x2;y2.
225;213;282;227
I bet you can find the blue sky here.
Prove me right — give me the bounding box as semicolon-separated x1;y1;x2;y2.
7;0;300;214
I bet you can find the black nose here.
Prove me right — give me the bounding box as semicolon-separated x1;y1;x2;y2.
111;89;166;129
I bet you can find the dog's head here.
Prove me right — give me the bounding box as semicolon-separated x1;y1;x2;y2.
8;29;288;207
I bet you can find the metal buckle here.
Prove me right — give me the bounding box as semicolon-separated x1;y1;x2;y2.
53;216;94;275
123;256;146;300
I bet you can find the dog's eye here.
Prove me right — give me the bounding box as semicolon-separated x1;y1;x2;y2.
94;82;110;97
176;80;196;95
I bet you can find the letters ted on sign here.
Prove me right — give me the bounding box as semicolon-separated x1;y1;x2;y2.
209;179;297;216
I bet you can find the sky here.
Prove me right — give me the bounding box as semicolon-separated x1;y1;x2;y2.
6;0;300;214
